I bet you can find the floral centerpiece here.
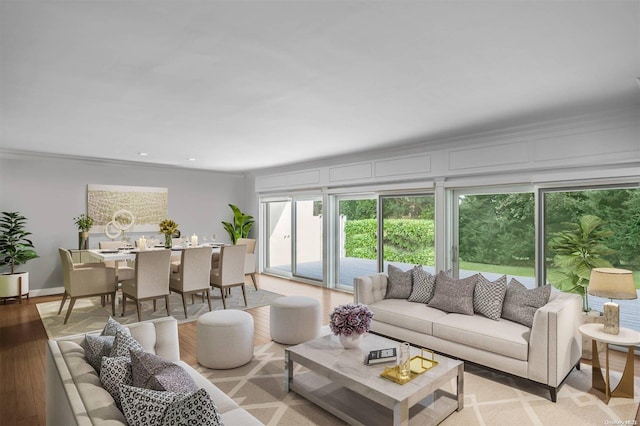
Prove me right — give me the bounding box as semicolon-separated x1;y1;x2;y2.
329;303;374;348
158;219;179;248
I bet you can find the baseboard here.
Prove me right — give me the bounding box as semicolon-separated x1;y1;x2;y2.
31;287;64;297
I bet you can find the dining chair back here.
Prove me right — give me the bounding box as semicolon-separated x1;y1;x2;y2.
57;248;116;324
121;249;171;322
210;244;247;309
170;246;213;318
236;238;258;290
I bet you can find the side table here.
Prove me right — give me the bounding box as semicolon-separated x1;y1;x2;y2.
579;323;640;404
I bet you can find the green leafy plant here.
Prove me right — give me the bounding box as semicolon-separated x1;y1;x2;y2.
548;215;614;312
222;204;254;244
73;213;94;232
0;212;39;274
159;219;179;236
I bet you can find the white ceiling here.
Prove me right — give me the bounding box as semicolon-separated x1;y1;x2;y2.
1;1;638;172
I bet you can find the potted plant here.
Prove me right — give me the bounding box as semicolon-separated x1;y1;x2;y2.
74;213;94;249
159;219;179;248
329;303;374;349
221;204;254;244
548;214;613;359
0;212;39;303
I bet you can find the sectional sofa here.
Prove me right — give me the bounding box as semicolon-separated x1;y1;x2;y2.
45;316;262;425
354;271;583;401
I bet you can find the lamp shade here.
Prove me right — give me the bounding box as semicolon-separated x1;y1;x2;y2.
588;268;637;300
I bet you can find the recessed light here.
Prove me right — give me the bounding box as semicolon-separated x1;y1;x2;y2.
187;158;196;161
138;152;148;156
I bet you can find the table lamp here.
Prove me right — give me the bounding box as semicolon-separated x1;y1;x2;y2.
587;268;637;335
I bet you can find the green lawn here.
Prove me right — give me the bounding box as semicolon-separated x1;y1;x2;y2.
459;261;640;289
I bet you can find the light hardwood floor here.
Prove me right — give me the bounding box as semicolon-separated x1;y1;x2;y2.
0;274;638;425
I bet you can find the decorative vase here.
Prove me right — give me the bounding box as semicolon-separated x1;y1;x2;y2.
339;333;364;349
78;231;89;250
164;234;172;248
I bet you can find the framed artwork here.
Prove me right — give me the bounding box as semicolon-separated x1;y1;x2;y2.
87;184;168;234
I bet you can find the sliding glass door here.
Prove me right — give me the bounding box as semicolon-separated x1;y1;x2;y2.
264;201;292;275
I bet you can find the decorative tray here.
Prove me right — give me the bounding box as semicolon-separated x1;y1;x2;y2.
380;349;438;385
100;249;119;253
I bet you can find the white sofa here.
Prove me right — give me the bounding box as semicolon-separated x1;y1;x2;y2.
45;316;262;425
354;273;583;402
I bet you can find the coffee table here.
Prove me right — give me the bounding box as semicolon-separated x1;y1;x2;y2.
285;333;463;426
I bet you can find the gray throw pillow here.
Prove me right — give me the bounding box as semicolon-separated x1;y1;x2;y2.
408;266;436;303
501;279;551;328
109;330;144;358
130;349;199;393
100;356;132;410
473;274;508;320
101;316;129;337
81;334;115;373
428;271;478;315
120;385;223;426
385;264;413;299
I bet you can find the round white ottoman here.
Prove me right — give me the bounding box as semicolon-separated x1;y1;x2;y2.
197;310;254;369
270;296;321;345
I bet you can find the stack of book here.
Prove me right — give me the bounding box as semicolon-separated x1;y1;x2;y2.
364;347;397;365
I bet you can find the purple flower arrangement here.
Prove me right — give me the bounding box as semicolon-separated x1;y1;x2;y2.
329;303;374;337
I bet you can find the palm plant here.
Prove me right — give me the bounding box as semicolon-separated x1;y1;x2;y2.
548;215;614;312
0;212;39;274
222;204;254;244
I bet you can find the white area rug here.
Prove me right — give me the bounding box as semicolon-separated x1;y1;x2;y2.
195;340;639;426
37;287;282;339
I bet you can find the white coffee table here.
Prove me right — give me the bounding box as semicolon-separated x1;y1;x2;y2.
285;333;463;426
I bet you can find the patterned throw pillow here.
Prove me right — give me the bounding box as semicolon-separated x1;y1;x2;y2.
384;264;413;299
428;271;478;315
110;330;145;358
81;334;115;373
408;267;436;303
120;385;223;426
473;274;508;320
501;279;552;328
130;350;199;393
162;389;223;426
100;356;132;409
101;316;129;337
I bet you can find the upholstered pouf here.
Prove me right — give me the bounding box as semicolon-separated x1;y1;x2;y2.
270;296;321;345
196;310;254;369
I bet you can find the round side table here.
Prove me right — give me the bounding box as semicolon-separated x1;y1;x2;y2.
579;323;640;404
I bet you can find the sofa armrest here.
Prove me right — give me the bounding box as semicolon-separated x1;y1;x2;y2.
528;292;582;386
354;273;388;305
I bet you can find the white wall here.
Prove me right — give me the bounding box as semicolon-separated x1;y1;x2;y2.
0;154;245;294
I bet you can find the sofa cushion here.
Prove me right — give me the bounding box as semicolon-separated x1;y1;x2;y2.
130;349;199;393
502;279;552;327
473;274;508;320
428;272;478;315
81;334;115;372
120;385;223;426
408;267;436;303
100;356;132;410
110;330;145;358
385;264;413;299
432;313;531;361
369;298;447;335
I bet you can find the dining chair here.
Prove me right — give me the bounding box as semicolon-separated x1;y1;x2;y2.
169;246;212;318
58;248;116;324
98;240;135;282
210;244;246;309
121;249;172;322
236;238;258;290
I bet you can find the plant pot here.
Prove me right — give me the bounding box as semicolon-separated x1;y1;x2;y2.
0;272;29;303
78;231;90;250
339;333;364;349
581;310;606;360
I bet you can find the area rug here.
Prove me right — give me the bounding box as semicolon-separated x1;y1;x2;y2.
194;341;639;426
37;287;282;339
